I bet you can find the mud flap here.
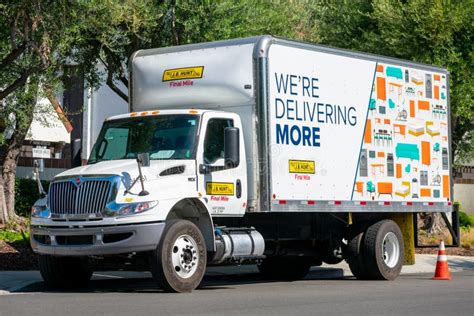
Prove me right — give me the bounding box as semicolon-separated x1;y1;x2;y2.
386;213;415;265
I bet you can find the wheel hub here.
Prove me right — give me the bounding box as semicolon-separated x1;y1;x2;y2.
171;234;199;279
382;232;400;268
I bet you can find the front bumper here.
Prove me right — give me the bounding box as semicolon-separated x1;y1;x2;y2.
30;222;165;256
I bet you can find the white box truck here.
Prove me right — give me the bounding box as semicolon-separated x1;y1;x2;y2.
31;36;457;292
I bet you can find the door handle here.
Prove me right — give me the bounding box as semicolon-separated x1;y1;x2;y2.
236;179;241;199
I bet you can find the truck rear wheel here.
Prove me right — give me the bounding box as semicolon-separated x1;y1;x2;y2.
346;231;370;279
362;220;404;280
258;256;311;280
150;219;206;293
39;255;92;288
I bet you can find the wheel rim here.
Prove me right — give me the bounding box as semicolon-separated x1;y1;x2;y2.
171;234;199;279
382;232;400;268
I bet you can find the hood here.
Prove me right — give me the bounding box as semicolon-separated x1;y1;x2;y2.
55;159;195;181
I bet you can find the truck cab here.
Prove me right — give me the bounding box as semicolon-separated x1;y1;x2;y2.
31;109;259;292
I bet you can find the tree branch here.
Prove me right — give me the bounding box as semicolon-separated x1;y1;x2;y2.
45;87;74;133
0;67;38;101
106;71;128;103
102;45;129;88
0;43;26;70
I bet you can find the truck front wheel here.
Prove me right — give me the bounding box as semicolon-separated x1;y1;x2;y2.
150;219;207;292
362;220;404;280
39;255;92;288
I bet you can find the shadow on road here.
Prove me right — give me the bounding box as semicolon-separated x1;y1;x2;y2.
17;268;351;294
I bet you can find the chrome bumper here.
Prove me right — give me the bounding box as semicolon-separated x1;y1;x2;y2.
30;222;165;256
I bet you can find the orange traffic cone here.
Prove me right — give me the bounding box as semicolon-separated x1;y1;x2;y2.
432;240;452;280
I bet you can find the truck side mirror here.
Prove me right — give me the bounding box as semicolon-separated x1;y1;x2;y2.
137;153;150;167
224;127;240;168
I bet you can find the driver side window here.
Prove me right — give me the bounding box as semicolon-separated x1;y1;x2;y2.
203;118;233;164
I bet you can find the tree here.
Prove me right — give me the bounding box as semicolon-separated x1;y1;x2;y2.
0;1;80;225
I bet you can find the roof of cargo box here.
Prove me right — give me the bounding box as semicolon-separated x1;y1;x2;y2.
129;35;448;112
131;35;448;73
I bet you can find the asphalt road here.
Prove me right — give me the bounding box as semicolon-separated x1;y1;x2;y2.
0;270;473;316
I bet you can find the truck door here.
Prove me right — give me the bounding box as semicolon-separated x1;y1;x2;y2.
196;113;247;216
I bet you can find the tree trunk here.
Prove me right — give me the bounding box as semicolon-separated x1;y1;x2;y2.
422;213;444;234
0;79;38;227
2;146;22;225
0;178;10;225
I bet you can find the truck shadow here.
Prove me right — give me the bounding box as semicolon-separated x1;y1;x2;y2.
17;268;350;294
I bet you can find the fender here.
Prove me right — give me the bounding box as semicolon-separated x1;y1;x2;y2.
166;198;215;252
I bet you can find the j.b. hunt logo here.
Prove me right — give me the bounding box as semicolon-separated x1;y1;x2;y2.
162;66;204;82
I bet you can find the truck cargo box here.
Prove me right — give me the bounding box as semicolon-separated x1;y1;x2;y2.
130;36;452;214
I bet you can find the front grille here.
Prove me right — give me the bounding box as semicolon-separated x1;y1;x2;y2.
48;178;113;216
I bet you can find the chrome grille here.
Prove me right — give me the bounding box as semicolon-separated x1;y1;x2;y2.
48;178;113;216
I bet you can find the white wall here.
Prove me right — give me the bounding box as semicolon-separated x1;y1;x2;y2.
454;184;474;214
25;97;70;143
16;166;67;181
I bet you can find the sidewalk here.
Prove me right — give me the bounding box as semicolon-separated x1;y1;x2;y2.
1;254;473;294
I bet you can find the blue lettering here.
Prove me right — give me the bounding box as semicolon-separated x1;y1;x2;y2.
306;102;316;121
290;75;298;95
276;124;321;147
325;104;334;124
275;98;285;119
317;103;325;123
348;107;357;126
290;125;301;145
276;124;288;144
287;99;295;120
274;73;289;94
311;78;319;98
302;126;311;146
302;76;310;97
313;127;321;147
295;100;303;121
337;106;347;125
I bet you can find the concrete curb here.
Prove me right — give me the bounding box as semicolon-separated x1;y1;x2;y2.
1;254;473;295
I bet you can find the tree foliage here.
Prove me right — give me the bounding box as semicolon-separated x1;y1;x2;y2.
69;0;308;102
0;0;81;225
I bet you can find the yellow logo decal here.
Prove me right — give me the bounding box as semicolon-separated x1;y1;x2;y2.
206;182;234;196
162;66;204;82
289;160;315;174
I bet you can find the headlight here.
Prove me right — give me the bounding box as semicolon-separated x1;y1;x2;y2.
107;201;159;217
31;205;50;218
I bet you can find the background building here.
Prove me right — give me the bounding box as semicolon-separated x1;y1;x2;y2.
454;163;474;214
16;64;128;180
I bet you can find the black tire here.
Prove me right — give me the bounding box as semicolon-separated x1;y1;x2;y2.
346;231;370;279
150;219;207;293
258;256;312;280
362;220;404;280
39;255;92;288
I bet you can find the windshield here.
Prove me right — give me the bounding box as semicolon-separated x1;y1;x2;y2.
88;114;200;164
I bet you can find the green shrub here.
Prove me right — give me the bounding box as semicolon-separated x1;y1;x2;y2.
459;211;474;228
14;178;49;217
0;229;30;246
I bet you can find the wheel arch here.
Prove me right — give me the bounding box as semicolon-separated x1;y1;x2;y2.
166;198;215;252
